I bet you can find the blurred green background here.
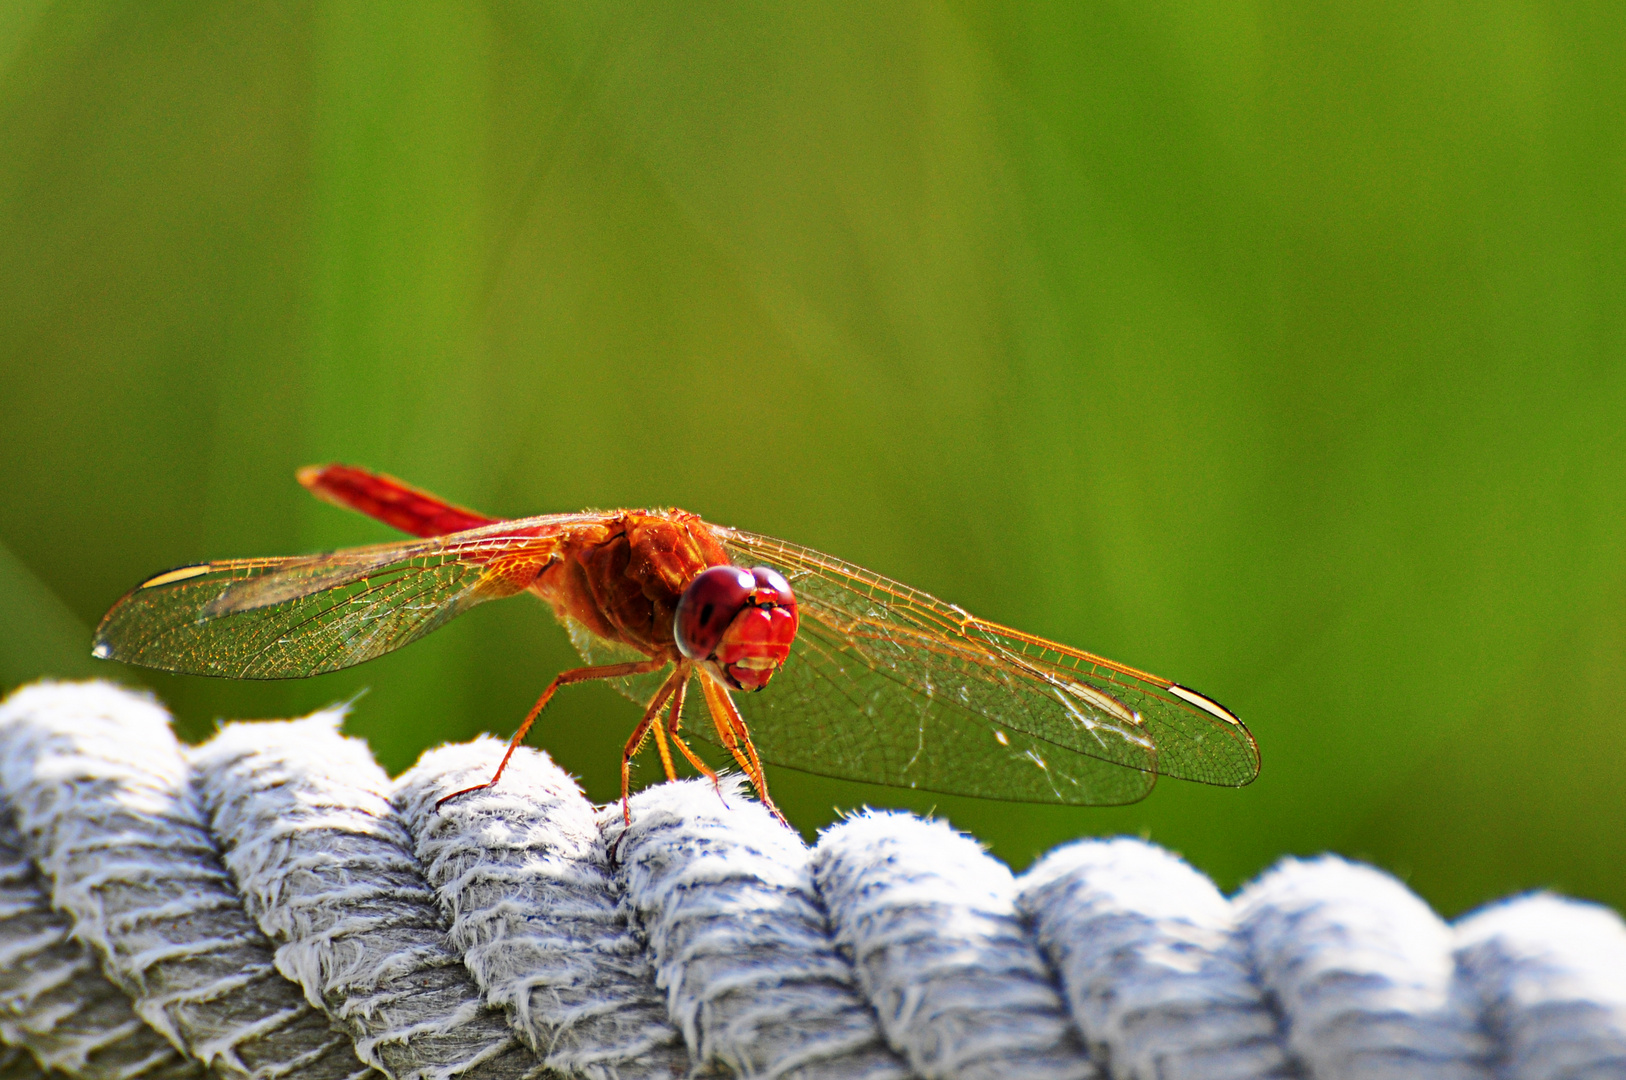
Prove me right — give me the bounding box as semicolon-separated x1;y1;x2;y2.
3;3;1624;917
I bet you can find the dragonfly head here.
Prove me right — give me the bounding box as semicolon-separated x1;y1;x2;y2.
674;564;798;692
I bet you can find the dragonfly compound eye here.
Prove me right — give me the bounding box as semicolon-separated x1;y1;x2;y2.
675;564;800;691
674;565;756;661
749;566;795;608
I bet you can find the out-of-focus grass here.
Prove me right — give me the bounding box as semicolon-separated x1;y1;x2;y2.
2;3;1624;916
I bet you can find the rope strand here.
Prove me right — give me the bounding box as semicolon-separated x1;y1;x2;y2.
0;811;199;1080
190;716;534;1080
0;683;370;1080
395;738;684;1078
1;681;1623;1080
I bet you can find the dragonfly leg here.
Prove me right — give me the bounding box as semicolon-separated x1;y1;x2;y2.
620;666;689;825
725;706;777;824
436;657;668;809
649;675;687;782
661;676;721;792
699;675;787;827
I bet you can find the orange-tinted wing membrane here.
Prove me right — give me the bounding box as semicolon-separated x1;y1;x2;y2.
690;526;1259;807
93;516;582;679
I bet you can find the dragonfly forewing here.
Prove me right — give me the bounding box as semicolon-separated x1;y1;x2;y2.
93;522;574;679
714;526;1256;804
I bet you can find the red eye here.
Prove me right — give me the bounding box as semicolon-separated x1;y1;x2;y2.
750;567;795;609
674;565;755;660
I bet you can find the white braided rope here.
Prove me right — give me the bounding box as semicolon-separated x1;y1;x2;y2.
1;681;1623;1080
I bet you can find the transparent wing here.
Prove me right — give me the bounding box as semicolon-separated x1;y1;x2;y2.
93;516;583;679
696;527;1259;806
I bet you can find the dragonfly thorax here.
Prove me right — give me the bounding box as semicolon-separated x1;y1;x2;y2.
529;510;729;659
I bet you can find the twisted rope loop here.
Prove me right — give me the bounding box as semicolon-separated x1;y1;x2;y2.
0;682;1622;1080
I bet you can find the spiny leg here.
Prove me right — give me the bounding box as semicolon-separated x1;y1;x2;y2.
620;666;690;825
717;684;772;804
649;675;687;781
697;674;754;776
699;674;787;826
436;657;668;809
724;699;777;823
662;673;721;791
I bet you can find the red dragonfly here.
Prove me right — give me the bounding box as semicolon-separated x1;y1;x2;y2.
93;465;1258;821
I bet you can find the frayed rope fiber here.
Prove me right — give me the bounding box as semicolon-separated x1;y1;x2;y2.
0;683;1623;1080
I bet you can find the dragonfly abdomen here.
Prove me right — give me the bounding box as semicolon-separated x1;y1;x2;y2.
299;464;497;537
